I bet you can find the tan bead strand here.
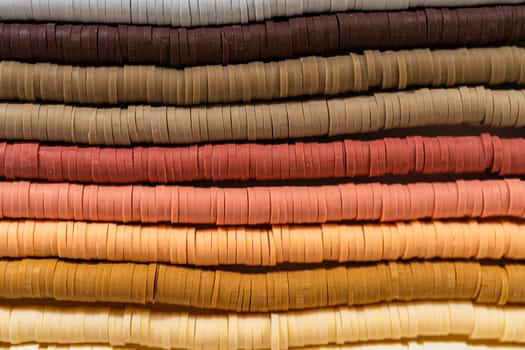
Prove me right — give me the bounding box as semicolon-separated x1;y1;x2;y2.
0;47;524;106
0;86;521;145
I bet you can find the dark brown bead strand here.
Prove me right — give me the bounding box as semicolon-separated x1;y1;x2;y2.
1;5;524;67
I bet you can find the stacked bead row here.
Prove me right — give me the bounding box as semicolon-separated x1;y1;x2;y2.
1;259;523;309
0;134;522;183
0;46;523;105
1;302;524;348
0;6;522;66
0;86;522;145
0;179;523;224
0;0;522;25
1;220;523;264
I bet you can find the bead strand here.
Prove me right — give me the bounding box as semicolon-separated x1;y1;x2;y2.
0;87;523;145
0;47;524;105
1;302;525;348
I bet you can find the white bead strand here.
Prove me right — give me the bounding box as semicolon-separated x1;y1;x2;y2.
0;0;524;27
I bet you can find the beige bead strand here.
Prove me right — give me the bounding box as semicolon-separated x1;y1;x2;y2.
0;86;525;145
0;86;522;145
2;341;525;350
1;302;525;349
